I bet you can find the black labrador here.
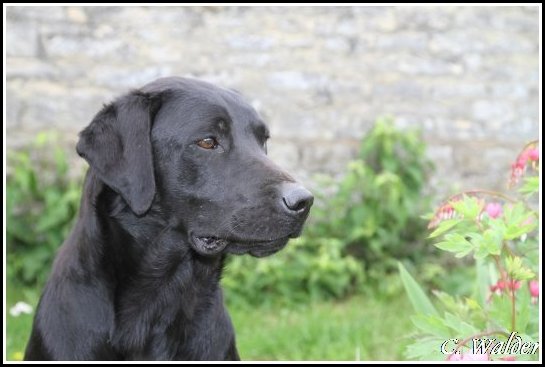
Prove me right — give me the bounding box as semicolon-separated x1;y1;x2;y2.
24;77;313;361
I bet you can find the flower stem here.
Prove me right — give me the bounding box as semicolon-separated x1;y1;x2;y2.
459;189;518;203
519;140;539;156
502;243;517;258
493;255;506;281
510;277;516;332
440;189;536;213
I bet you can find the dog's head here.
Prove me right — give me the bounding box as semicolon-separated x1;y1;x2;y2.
76;77;313;257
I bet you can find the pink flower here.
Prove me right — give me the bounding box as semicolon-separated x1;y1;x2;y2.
447;351;489;361
490;280;504;294
529;280;539;298
522;216;535;226
462;352;490;361
510;153;528;186
490;279;521;298
428;203;457;228
447;353;462;361
500;356;517;361
518;150;530;165
508;280;521;291
510;163;524;186
527;148;539;161
485;202;502;219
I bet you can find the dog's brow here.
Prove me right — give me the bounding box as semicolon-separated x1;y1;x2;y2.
217;119;229;131
206;104;230;119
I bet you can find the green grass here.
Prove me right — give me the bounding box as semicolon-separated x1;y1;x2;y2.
6;285;40;361
229;294;412;361
6;286;412;361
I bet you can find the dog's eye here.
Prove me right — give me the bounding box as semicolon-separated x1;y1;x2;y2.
197;137;219;150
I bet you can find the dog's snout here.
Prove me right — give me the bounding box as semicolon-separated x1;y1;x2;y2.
281;183;314;214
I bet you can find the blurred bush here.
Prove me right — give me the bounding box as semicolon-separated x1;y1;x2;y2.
6;132;82;286
7;119;434;304
223;236;366;306
309;118;434;280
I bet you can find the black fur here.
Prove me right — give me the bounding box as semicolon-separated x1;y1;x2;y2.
24;77;313;361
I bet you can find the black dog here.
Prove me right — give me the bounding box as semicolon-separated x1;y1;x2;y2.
24;77;313;360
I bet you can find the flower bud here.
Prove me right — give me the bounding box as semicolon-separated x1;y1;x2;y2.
529;280;539;298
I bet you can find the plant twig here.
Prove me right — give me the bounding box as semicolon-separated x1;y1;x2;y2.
502;243;517;259
493;255;506;281
444;189;518;205
510;277;516;332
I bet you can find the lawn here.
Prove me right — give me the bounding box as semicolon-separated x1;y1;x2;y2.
6;285;412;361
6;286;39;361
230;294;413;360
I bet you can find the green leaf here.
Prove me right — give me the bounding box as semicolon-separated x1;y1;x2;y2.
487;217;506;238
516;285;531;333
411;314;451;338
451;195;483;220
433;291;459;313
473;259;489;307
504;217;537;240
405;337;448;361
434;233;473;258
398;262;438;316
505;256;535;281
470;231;501;260
489;293;512;331
502;203;534;234
519;176;539;195
482;230;502;255
428;219;462;238
473;245;489;260
465;297;481;311
443;312;479;336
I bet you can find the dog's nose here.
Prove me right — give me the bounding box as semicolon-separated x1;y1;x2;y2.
281;183;314;214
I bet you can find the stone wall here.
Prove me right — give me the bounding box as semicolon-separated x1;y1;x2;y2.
6;6;540;195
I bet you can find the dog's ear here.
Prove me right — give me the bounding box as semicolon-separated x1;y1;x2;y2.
77;91;158;216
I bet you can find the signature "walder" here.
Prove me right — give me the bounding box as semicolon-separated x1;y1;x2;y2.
441;332;539;356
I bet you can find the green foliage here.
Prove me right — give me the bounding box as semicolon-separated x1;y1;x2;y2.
6;132;83;287
505;256;535;281
400;141;540;361
224;237;365;306
308;118;433;282
398;262;438;317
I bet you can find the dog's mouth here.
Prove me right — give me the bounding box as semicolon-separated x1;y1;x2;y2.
191;235;230;256
190;234;291;257
227;237;290;258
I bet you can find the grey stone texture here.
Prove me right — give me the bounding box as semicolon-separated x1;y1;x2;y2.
6;6;540;197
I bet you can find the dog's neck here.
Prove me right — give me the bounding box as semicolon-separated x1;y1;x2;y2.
79;171;225;276
76;172;226;353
